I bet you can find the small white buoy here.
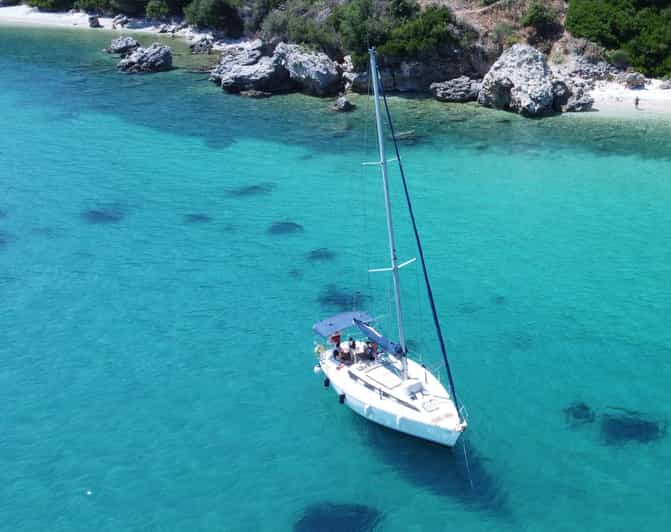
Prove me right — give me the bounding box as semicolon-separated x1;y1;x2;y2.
86;490;92;496
313;364;322;374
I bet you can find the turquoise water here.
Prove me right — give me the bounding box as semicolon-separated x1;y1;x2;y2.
2;25;671;531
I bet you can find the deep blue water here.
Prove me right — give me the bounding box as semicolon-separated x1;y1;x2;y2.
1;25;671;531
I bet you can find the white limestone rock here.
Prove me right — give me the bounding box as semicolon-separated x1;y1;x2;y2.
117;43;172;73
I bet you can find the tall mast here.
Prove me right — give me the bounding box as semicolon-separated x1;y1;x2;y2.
369;48;408;380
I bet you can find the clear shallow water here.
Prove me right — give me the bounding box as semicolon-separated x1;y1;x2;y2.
1;26;671;532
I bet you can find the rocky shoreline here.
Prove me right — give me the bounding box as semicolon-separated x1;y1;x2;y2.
2;5;670;119
204;38;666;118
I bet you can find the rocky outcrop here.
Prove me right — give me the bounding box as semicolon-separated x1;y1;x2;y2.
344;44;496;93
478;44;557;116
478;44;594;116
331;96;355;112
112;14;129;28
88;15;102;28
106;36;139;55
214;54;291;93
117;43;172;73
551;79;594;112
210;40;341;96
190;37;214;55
622;72;646;89
430;76;481;102
570;56;618;81
564;87;594;112
660;81;671;90
274;42;341;96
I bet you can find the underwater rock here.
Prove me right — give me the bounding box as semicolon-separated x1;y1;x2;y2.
331;96;356;112
81;204;125;224
267;221;304;235
106;36;139;55
458;302;482;314
600;410;667;445
226;183;274;197
491;294;506;305
240;89;273;99
563;401;596;426
0;209;6;218
306;248;336;262
294;502;382;532
31;227;56;237
317;284;370;311
510;332;533;350
288;268;303;278
394;130;419;143
0;231;10;247
183;213;212;224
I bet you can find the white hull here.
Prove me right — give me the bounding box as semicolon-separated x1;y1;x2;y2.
317;347;465;447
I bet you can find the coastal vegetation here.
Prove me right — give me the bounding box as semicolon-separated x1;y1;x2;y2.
566;0;671;77
13;0;671;78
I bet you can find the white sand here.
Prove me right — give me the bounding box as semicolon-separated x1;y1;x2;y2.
0;5;209;41
590;79;671;117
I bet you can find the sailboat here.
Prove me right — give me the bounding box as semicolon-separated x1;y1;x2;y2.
312;49;468;447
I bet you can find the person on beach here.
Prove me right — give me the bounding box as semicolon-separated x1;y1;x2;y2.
635;96;640;109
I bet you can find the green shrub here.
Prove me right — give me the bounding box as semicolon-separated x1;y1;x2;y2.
27;0;75;10
521;1;558;29
607;48;631;68
493;21;516;46
377;6;462;59
331;0;420;65
110;0;147;15
74;0;111;11
184;0;243;34
261;0;339;54
566;0;671;77
146;0;169;17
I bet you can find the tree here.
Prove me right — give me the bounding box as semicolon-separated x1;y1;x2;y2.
183;0;243;35
521;2;559;29
146;0;170;17
110;0;147;16
27;0;75;11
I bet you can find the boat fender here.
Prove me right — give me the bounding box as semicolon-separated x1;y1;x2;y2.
323;377;330;388
313;364;322;374
364;404;370;416
339;393;346;404
396;415;402;428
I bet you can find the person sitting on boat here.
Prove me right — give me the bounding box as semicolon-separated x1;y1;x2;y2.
330;331;342;347
333;347;341;361
348;337;356;351
365;341;378;361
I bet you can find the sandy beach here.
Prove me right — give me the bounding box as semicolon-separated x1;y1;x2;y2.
0;4;208;41
590;78;671;117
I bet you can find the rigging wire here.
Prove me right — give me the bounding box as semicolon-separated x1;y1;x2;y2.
461;438;475;491
376;65;464;424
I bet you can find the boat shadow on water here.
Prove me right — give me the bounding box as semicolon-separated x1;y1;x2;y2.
349;414;513;521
